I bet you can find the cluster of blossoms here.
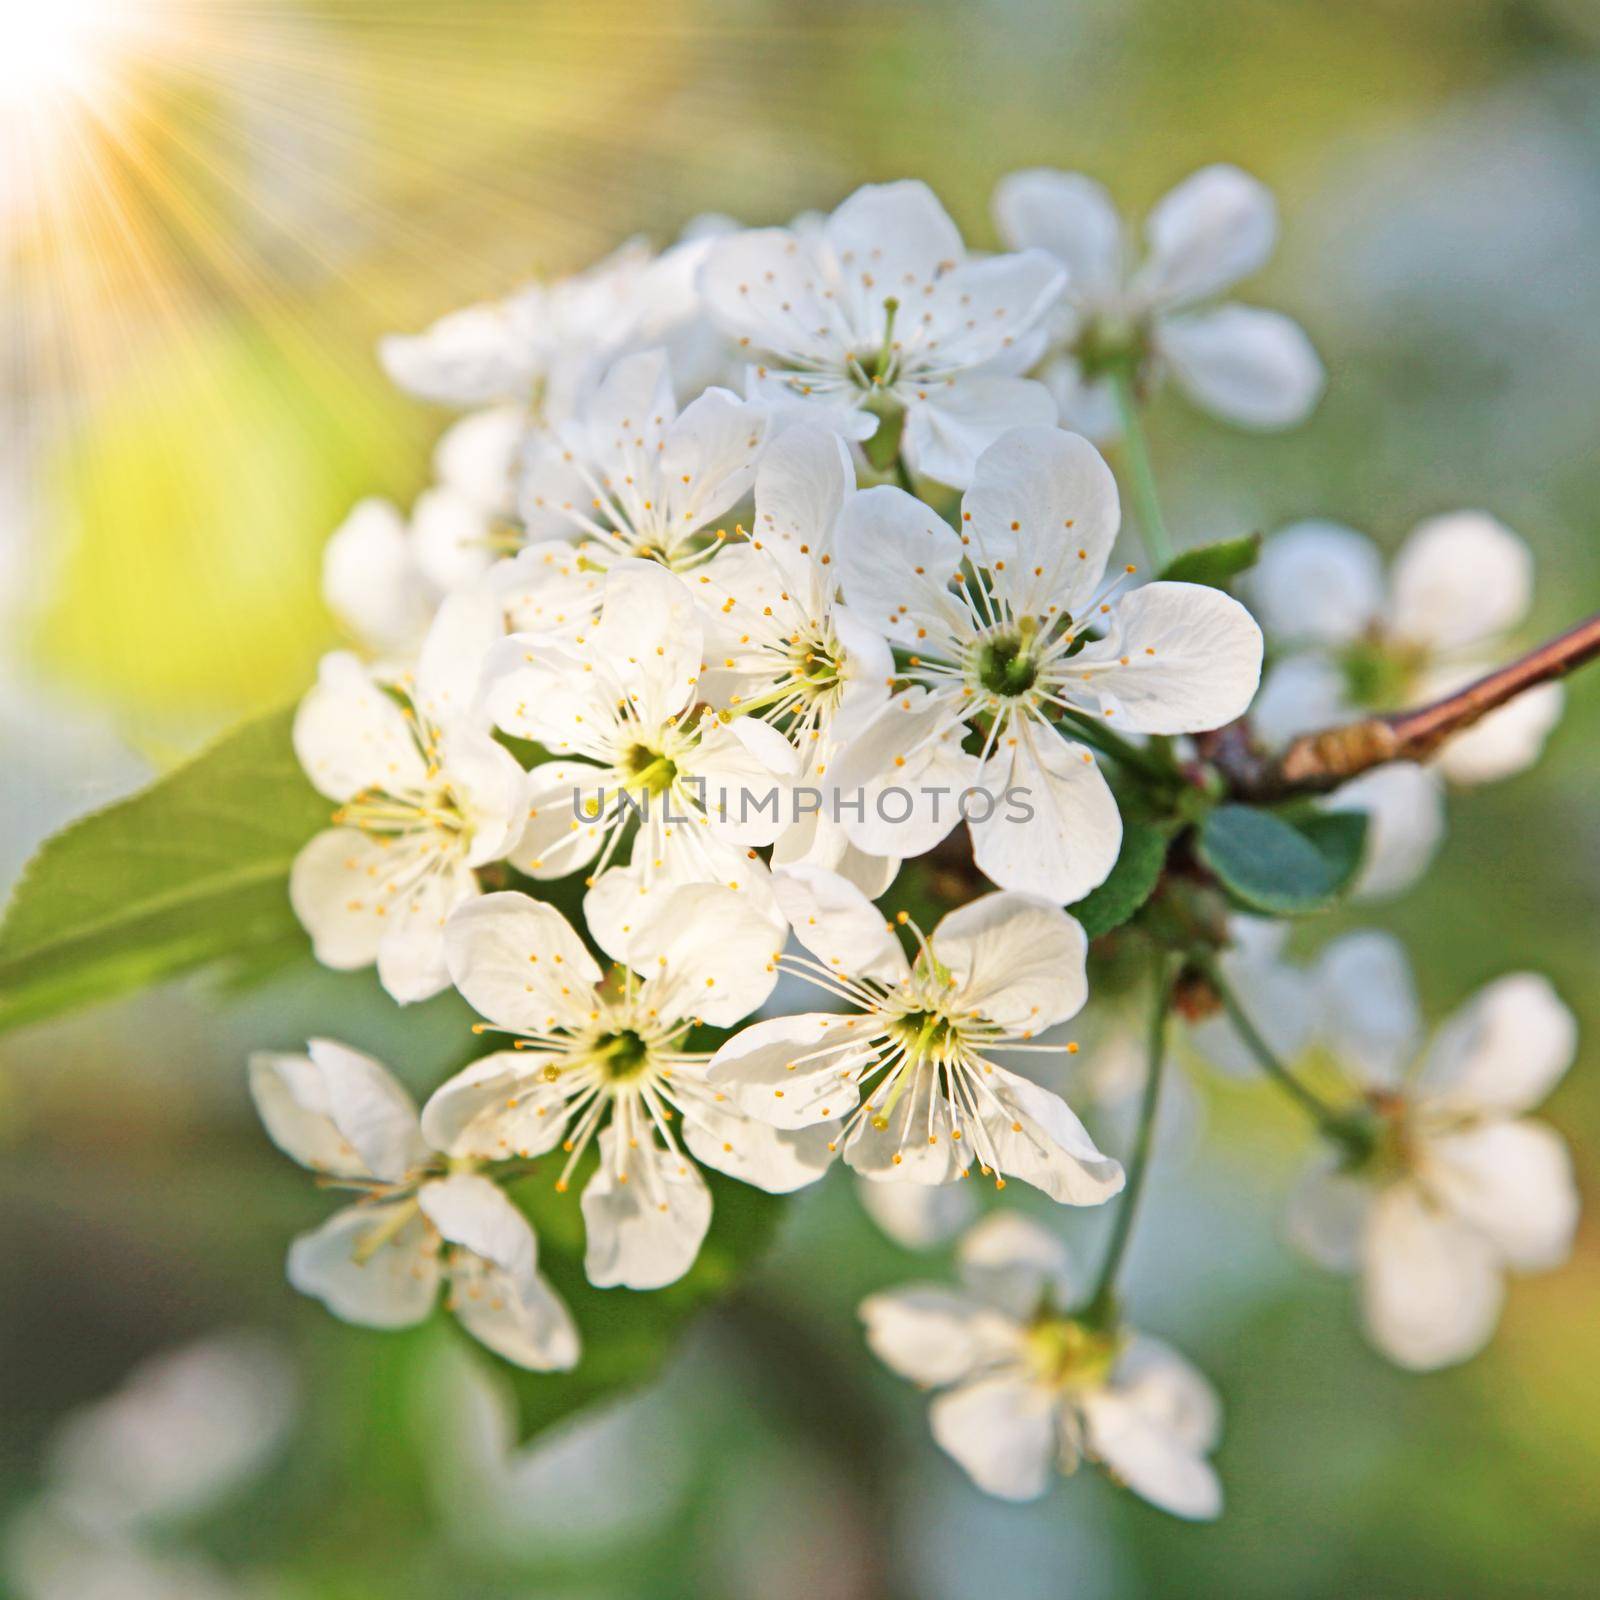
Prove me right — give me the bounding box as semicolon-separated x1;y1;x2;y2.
254;166;1583;1516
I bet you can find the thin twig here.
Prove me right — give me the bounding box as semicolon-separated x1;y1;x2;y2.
1210;611;1600;801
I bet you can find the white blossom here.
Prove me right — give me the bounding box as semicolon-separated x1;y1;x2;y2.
290;592;527;1002
698;180;1065;487
708;865;1121;1201
993;164;1323;438
513;346;766;586
1250;513;1564;786
429;887;832;1290
483;558;795;942
830;426;1262;903
694;423;900;895
1287;934;1579;1370
249;1039;580;1370
862;1213;1223;1513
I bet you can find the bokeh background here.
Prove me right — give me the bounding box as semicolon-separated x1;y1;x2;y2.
4;1;1599;1596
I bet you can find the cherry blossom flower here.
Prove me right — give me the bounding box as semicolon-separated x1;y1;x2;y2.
290;593;527;1002
1250;513;1564;785
993;164;1323;439
483;559;795;942
829;427;1263;902
708;865;1121;1201
861;1213;1223;1513
249;1039;580;1371
429;887;833;1290
694;423;899;896
514;347;767;586
379;228;732;423
1287;933;1579;1370
698;180;1064;487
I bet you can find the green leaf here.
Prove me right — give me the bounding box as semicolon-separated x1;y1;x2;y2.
495;1167;783;1442
1157;532;1262;591
0;707;326;1033
1196;803;1368;916
1068;818;1169;938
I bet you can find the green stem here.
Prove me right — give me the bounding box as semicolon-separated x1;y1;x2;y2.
1195;955;1359;1144
1110;367;1174;572
1084;957;1174;1324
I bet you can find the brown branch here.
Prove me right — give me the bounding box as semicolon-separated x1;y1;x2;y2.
1209;611;1600;802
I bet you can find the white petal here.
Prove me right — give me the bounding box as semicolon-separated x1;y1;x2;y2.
661;387;767;536
491;542;605;635
956;1210;1076;1319
418;1172;538;1279
1361;1183;1504;1370
822;179;965;301
433;403;526;513
960;426;1120;620
1313;931;1422;1087
968;722;1122;904
1389;512;1533;652
1432;680;1563;786
857;1178;976;1250
321;498;431;656
573;347;678;461
978;1065;1124;1205
1329;762;1446;901
825;688;978;859
933;891;1087;1032
377;296;540;407
444;891;603;1035
625;882;785;1027
1135;164;1277;309
772;864;910;985
929;1374;1059;1501
420;1051;572;1161
1069;581;1263;734
1285;1156;1372;1272
289;828;405;975
750;422;854;580
680;1094;837;1193
860;1286;1017;1386
590;560;702;728
918;251;1067;371
409;486;495;597
1247;521;1383;647
1251;655;1352;748
413;587;502;723
436;722;527;868
845;1063;966;1184
903;376;1058;490
287;1204;440;1329
1105;1334;1223;1454
992;168;1124;299
1040;356;1122;443
1425;1119;1578;1271
696;227;836;363
248;1050;371;1178
506;760;609;879
293;651;426;801
1081;1390;1222;1519
452;1258;582;1372
706;1011;873;1129
1160;304;1323;429
375;854;479;1004
581;1130;713;1290
836;485;965;648
1415;973;1577;1115
305;1037;429;1181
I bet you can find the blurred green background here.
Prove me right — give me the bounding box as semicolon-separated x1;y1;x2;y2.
3;1;1598;1596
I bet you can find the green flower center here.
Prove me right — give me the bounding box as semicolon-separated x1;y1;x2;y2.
592;1028;652;1081
976;632;1039;697
1025;1317;1121;1390
621;744;678;796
